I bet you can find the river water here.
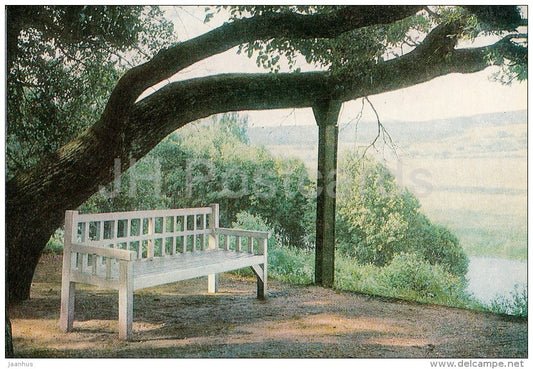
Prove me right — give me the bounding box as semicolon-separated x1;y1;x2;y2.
466;256;527;304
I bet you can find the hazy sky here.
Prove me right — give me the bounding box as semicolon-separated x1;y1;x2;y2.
161;6;527;127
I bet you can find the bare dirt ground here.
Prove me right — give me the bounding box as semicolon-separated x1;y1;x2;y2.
9;254;527;358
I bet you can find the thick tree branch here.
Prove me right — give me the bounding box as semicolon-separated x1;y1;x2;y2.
101;6;424;129
124;32;519;162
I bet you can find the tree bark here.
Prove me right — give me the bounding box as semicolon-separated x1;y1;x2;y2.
5;247;14;358
6;7;525;302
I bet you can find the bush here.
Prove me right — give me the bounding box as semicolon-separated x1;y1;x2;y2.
336;153;469;279
335;255;388;295
335;252;473;307
229;211;275;278
43;228;64;254
383;253;466;302
412;222;469;278
231;211;315;283
268;247;314;285
489;284;528;317
232;211;276;250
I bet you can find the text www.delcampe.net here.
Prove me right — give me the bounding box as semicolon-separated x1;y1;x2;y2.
429;360;525;368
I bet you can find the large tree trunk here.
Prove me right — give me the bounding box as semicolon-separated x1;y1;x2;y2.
5;248;14;357
5;314;13;358
6;118;123;301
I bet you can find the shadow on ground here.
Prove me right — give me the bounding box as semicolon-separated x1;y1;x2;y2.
9;255;528;358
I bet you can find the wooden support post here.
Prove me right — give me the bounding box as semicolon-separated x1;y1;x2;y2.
60;210;78;331
257;238;268;299
313;99;342;288
207;203;219;293
118;260;133;340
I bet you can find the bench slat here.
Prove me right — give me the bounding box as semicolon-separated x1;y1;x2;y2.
71;243;137;261
70;271;121;290
79;229;212;247
133;251;267;291
75;207;213;223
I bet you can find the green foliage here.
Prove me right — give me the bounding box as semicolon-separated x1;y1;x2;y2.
336;153;469;278
262;245;476;309
489;284;528;317
335;252;475;308
268;247;314;285
411;222;469;277
43;228;65;254
204;5;526;83
205;5;431;74
232;211;276;250
382;253;467;301
170;114;312;246
229;211;315;283
337;154;416;265
81;113;313;248
6;5;175;178
80;155;172;213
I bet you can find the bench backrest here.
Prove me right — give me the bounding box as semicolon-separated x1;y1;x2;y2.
66;204;218;261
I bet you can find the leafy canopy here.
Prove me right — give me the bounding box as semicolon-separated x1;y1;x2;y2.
205;5;526;81
6;6;175;177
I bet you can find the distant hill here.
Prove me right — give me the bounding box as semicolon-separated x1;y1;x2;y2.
247;109;527;261
247;110;527;147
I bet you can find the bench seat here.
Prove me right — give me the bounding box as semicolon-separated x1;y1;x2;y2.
69;250;266;291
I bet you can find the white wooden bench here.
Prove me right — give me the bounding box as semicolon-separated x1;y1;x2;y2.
59;204;269;340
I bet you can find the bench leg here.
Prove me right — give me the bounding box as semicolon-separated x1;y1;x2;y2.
207;273;219;293
251;264;267;299
60;281;76;331
119;262;133;340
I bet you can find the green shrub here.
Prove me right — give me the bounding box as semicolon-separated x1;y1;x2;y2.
229;211;276;278
413;222;469;277
335;255;389;295
231;211;314;284
335;252;475;308
489;284;528;317
43;228;64;254
383;253;466;301
268;246;314;285
336;154;469;279
232;211;276;250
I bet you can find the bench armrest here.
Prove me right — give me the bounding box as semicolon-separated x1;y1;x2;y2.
69;243;137;261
